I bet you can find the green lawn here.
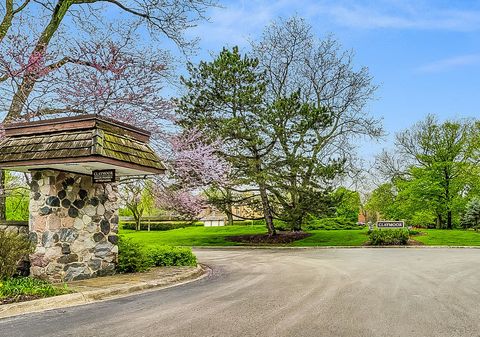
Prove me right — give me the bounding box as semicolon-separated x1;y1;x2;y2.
121;226;480;248
121;226;370;247
414;229;480;246
120;225;267;248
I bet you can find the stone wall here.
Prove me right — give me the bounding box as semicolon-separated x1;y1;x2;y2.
29;170;119;282
0;221;28;235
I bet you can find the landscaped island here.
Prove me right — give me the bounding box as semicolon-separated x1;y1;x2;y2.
121;225;480;248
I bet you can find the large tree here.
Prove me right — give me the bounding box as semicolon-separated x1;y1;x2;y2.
251;16;382;175
265;92;343;230
177;47;277;234
378;115;480;229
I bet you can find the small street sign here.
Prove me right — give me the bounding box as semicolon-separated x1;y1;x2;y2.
92;169;116;183
376;221;405;229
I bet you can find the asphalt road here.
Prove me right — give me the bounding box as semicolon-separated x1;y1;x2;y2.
2;248;480;337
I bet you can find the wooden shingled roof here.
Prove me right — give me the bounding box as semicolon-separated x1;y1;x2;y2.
0;115;165;176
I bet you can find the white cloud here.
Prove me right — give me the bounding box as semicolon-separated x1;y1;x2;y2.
185;0;480;59
417;54;480;73
307;1;480;31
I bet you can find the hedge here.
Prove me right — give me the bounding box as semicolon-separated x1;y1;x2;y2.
121;221;201;231
117;237;197;273
368;229;409;245
304;217;363;230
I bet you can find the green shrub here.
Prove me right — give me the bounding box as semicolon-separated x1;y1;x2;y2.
304;217;362;230
121;221;200;231
368;229;409;245
117;237;198;273
0;277;70;302
461;197;480;230
411;210;436;228
116;237;152;273
0;230;33;280
147;246;197;267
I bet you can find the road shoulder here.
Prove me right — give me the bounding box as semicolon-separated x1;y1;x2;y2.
0;264;208;320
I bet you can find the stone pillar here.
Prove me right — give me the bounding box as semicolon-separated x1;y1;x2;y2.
28;170;119;282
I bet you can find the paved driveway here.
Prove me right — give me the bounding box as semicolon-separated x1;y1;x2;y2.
1;248;480;337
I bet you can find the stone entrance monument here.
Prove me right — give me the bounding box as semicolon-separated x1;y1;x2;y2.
0;115;164;281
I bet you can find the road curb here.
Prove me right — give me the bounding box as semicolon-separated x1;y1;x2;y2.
192;245;480;249
0;264;209;320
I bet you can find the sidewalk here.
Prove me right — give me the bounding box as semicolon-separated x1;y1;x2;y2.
0;264;208;320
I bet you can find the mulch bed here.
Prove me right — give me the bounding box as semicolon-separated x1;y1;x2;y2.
226;231;311;245
407;239;425;246
1;295;41;305
363;239;425;246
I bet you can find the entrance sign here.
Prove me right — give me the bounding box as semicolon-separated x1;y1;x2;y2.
376;221;405;229
93;169;116;183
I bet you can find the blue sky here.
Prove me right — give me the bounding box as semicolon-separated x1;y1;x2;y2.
182;0;480;156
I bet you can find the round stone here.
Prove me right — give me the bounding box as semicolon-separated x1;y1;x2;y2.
97;204;105;216
31;181;39;192
107;235;118;245
90;197;99;207
57;254;78;264
93;232;104;242
73;199;85;209
78;189;88;200
57;190;67;200
33;192;42;201
46;196;60;207
61;199;71;208
84;205;96;217
100;220;110;235
61;244;71;255
68;206;79;218
74;217;84;230
58;228;78;242
39;206;52;216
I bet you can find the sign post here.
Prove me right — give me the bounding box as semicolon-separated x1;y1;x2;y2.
376;221;405;229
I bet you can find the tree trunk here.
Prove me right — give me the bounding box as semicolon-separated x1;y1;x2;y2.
447;210;452;230
225;188;234;226
0;170;6;221
226;211;234;226
259;184;275;235
0;0;14;44
135;217;141;231
5;0;72;121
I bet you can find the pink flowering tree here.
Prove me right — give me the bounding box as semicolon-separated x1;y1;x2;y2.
0;0;225;220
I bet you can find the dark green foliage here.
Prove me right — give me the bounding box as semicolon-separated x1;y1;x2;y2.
461;198;480;230
0;277;70;302
368;229;409;245
147;246;197;267
121;221;201;231
380;116;480;229
177;46;277;235
116;237;152;273
0;230;33;279
117;237;198;273
304;217;362;230
266;92;343;230
332;188;361;222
